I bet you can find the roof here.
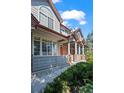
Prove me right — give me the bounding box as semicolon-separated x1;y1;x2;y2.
48;0;63;23
31;13;39;27
74;28;84;38
71;28;85;43
36;24;69;39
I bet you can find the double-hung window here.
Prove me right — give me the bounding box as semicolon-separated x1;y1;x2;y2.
48;41;52;55
39;12;48;27
48;17;53;29
39;12;53;29
42;40;53;56
42;40;47;55
34;37;40;55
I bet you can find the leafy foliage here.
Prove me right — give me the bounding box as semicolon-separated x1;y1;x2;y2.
85;31;93;63
43;62;93;93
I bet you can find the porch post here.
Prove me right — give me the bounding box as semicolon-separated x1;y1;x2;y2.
74;42;77;62
68;41;70;55
75;42;77;55
82;44;84;55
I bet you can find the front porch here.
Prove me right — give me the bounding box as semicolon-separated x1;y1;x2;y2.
31;25;70;72
60;40;86;64
31;25;86;73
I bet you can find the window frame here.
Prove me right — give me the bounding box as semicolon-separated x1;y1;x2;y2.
33;37;41;56
42;39;55;56
39;12;54;29
48;17;53;29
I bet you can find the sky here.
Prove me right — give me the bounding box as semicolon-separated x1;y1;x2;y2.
52;0;93;38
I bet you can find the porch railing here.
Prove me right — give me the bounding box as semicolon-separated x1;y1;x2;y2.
31;56;69;72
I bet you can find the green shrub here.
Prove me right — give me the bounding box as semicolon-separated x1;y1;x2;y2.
43;62;93;93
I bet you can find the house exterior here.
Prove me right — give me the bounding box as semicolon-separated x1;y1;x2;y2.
31;0;86;72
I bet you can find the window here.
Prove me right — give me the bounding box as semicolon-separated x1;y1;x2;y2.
34;37;40;55
80;46;82;54
60;29;64;33
48;17;53;29
60;28;69;36
39;12;54;29
48;41;52;55
42;40;47;55
39;12;47;27
42;40;53;56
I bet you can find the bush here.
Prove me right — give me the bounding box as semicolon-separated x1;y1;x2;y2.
43;62;93;93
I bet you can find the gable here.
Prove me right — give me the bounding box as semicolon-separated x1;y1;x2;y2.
31;0;62;23
48;0;63;23
72;28;84;42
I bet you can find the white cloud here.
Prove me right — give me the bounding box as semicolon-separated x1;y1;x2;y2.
61;10;86;25
52;0;61;4
79;21;86;25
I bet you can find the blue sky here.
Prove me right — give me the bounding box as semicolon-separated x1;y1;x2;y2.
52;0;93;38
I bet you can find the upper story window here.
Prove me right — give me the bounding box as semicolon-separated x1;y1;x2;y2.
60;28;69;36
39;12;48;27
39;6;54;29
48;17;53;29
60;29;64;33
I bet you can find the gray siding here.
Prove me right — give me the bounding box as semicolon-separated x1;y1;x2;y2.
32;56;69;72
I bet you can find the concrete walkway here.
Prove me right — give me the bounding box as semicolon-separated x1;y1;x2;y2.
31;66;70;93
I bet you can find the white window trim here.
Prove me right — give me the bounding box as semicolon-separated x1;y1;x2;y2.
33;37;41;56
41;39;56;56
39;10;54;30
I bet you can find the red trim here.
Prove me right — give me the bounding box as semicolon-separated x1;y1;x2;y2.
60;24;71;31
31;14;70;39
31;14;39;24
36;24;69;39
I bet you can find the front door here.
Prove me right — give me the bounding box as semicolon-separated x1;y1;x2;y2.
60;44;68;55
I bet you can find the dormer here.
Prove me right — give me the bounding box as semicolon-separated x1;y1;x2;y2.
31;0;63;33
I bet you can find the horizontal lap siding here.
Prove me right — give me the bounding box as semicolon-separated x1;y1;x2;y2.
31;56;69;72
31;7;38;20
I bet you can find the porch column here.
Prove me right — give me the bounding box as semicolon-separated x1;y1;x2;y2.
75;42;77;54
82;45;84;55
68;41;70;55
74;42;77;62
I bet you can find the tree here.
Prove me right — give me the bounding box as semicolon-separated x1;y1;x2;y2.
85;31;93;63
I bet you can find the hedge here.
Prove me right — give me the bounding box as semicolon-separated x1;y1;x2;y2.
43;62;93;93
